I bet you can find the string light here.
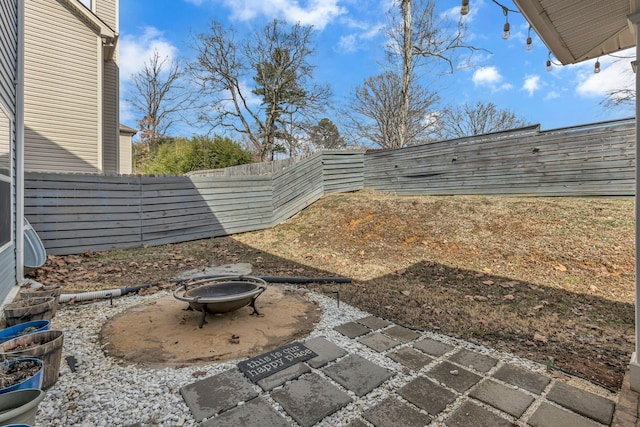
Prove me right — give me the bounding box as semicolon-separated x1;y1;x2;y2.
460;0;469;16
502;7;510;39
594;58;600;73
526;26;533;51
546;51;560;72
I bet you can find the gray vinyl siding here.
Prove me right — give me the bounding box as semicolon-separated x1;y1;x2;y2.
24;0;101;173
0;0;18;301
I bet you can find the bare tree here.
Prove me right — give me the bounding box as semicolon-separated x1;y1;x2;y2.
345;71;438;149
390;0;480;147
190;19;329;161
127;50;191;151
435;101;529;139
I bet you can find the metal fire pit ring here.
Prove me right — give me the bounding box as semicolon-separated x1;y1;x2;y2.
173;276;267;328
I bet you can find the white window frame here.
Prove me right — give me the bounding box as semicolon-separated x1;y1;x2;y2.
0;101;13;253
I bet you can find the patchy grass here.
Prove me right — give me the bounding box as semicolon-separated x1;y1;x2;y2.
29;190;635;390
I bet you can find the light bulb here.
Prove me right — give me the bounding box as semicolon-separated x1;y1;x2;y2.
526;37;533;51
460;0;469;15
594;60;600;74
503;22;510;39
546;60;552;72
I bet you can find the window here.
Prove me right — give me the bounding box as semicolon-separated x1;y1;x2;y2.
0;104;12;250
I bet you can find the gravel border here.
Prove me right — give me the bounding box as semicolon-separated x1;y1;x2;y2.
35;286;616;426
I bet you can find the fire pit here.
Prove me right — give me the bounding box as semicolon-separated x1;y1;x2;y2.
173;276;267;328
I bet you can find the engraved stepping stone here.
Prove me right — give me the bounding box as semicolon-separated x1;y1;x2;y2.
388;346;434;371
399;376;457;415
334;321;371;338
364;397;431;427
357;332;401;352
271;373;352;427
546;381;615;425
529;402;603;427
427;361;481;393
383;325;421;343
304;337;347;368
323;354;394;397
448;348;497;373
180;369;259;422
445;401;515;427
257;363;310;391
413;338;455;357
469;379;534;418
201;397;291;427
492;364;550;395
356;316;393;330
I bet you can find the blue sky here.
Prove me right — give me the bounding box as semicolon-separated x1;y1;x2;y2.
118;0;636;139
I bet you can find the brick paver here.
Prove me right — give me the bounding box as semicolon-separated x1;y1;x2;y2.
469;379;534;418
445;401;515;427
427;361;482;393
304;337;347;368
363;397;431;427
528;402;603;427
388;346;434;371
271;373;352;427
546;381;615;425
399;376;457;415
180;369;259;422
357;332;401;352
492;364;550;395
383;325;421;343
334;321;371;338
200;397;291;427
448;348;498;373
356;316;393;330
413;338;454;357
323;354;394;397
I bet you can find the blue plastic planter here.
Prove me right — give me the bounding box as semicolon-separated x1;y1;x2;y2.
0;321;50;345
0;359;43;394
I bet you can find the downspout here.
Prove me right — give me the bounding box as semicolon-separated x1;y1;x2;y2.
630;11;640;393
15;0;25;284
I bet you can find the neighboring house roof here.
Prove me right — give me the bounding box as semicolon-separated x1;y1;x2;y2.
119;124;138;135
514;0;640;64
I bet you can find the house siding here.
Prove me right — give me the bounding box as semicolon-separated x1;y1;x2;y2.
0;0;18;302
24;0;101;173
95;0;117;30
118;131;133;174
103;58;118;173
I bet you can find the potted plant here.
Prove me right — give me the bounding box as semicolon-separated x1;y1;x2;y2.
19;286;62;316
0;320;50;345
0;330;63;389
0;388;46;426
0;358;43;394
3;297;55;326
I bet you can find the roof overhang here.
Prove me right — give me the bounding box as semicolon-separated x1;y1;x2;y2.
514;0;640;65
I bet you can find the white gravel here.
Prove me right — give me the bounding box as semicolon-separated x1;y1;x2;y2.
35;286;616;427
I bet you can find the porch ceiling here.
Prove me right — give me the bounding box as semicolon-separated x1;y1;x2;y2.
513;0;640;64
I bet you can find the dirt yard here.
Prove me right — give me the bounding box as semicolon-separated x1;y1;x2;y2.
28;190;635;390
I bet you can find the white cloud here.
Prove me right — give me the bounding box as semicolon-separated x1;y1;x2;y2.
522;75;540;96
471;66;512;91
544;90;560;101
204;0;346;30
472;66;501;85
576;54;635;100
337;22;384;53
119;27;178;82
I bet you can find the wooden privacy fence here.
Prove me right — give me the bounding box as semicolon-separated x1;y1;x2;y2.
365;118;635;196
24;119;634;255
24;150;364;255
